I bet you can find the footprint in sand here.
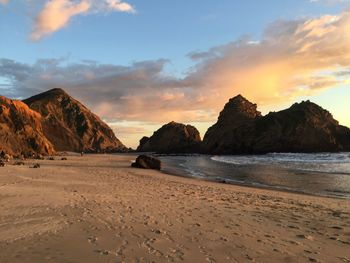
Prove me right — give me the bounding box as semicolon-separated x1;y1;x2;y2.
88;236;98;244
94;249;109;255
296;234;314;241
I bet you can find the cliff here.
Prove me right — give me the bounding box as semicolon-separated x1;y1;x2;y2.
23;88;126;153
203;95;350;154
0;96;55;156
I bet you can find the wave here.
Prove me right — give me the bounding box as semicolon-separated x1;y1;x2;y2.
211;152;350;174
160;154;350;199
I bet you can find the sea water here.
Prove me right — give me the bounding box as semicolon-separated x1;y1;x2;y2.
159;153;350;199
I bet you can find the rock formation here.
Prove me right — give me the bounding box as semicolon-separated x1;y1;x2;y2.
203;95;262;154
203;95;350;154
23;88;126;153
131;155;161;170
0;96;55;156
137;121;201;154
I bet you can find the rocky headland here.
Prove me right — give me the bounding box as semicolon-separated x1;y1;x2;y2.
202;95;350;154
0;89;126;157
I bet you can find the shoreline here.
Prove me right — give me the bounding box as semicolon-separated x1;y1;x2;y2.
155;153;350;200
160;167;350;201
0;154;349;262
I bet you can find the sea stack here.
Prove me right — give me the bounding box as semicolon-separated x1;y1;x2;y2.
137;121;201;154
23;88;126;153
202;95;262;154
203;95;350;154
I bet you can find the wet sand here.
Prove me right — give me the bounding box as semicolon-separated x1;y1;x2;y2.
0;154;349;263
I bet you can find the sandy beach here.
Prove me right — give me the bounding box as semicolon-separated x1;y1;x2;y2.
0;154;349;263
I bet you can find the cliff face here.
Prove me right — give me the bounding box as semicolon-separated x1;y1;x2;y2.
137;121;202;154
202;95;262;154
337;125;350;150
203;95;350;154
251;101;350;153
0;96;55;156
23;89;126;153
216;95;262;125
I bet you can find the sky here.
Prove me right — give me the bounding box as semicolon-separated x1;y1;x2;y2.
0;0;350;148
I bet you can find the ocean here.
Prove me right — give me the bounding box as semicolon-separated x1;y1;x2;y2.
158;152;350;199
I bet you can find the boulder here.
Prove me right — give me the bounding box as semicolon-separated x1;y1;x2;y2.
137;121;201;154
31;163;40;169
34;154;45;160
14;161;25;166
0;151;11;162
131;155;161;170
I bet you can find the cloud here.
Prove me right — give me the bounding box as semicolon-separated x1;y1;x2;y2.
1;11;350;145
185;11;350;106
310;0;349;3
31;0;135;40
31;0;90;41
0;0;8;5
106;0;135;13
0;58;191;120
316;0;349;2
309;0;350;6
109;122;155;148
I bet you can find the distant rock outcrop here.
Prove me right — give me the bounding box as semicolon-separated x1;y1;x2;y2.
203;95;350;154
137;121;201;154
0;96;55;157
138;136;150;151
23;88;126;153
202;95;262;154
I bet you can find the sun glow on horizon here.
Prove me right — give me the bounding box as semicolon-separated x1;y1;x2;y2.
1;2;350;147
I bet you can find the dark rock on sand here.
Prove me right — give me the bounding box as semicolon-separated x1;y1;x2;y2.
131;155;161;170
137;121;201;154
0;151;6;159
34;154;45;160
0;96;55;157
0;160;5;167
13;161;25;166
203;95;350;154
23;88;127;153
0;151;11;162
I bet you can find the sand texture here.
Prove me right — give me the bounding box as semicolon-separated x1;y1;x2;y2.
0;154;349;263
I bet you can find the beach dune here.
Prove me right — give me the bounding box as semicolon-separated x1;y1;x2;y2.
0;154;349;262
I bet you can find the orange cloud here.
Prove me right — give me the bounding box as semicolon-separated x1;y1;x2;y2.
31;0;90;41
31;0;135;41
187;11;350;108
2;11;350;147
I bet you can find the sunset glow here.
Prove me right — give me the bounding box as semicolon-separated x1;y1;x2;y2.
1;0;349;148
